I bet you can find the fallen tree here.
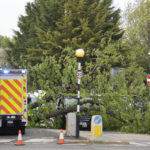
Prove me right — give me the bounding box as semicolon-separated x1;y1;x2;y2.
29;99;127;124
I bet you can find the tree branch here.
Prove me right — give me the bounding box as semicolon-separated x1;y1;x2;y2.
30;100;127;124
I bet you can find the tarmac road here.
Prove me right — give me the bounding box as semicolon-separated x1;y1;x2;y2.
0;128;150;150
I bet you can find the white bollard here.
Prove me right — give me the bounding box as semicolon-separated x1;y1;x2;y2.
66;113;76;136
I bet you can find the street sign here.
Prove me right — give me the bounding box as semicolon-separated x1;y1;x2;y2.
76;70;83;79
147;75;150;86
94;116;101;125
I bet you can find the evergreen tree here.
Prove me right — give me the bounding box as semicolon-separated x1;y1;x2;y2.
5;0;64;67
36;0;123;61
5;0;123;68
0;35;10;48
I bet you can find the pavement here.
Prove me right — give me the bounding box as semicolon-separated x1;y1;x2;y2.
55;130;150;145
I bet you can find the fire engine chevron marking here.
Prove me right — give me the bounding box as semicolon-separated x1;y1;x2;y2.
23;114;27;120
0;105;11;114
2;80;21;100
1;103;14;114
1;95;20;114
23;79;27;99
1;85;21;108
0;79;22;114
1;91;21;113
4;80;21;98
14;79;22;88
23;79;26;84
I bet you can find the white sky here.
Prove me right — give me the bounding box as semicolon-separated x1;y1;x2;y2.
0;0;134;38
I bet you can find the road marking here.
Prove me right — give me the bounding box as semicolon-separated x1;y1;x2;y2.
130;141;147;146
0;139;13;143
25;138;57;143
62;144;87;146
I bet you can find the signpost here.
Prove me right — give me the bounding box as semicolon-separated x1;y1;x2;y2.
75;49;85;138
76;70;83;79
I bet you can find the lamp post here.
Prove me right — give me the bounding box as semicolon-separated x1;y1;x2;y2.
75;49;85;138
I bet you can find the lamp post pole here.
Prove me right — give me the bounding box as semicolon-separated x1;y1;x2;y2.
75;49;85;138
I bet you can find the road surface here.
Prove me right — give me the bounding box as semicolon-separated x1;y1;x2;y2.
0;128;150;150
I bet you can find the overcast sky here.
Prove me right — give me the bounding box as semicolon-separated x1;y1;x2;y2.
0;0;134;38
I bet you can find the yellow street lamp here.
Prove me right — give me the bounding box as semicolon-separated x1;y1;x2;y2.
75;49;85;58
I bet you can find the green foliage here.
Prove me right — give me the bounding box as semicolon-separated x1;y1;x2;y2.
52;116;65;129
124;0;150;73
0;35;11;48
0;35;12;68
5;0;123;67
27;45;150;133
28;56;62;102
35;0;123;61
144;104;150;133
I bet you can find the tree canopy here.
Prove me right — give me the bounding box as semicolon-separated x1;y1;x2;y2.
124;0;150;73
0;35;10;48
4;0;123;67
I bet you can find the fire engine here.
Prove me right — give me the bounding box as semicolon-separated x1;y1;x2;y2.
0;69;27;134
